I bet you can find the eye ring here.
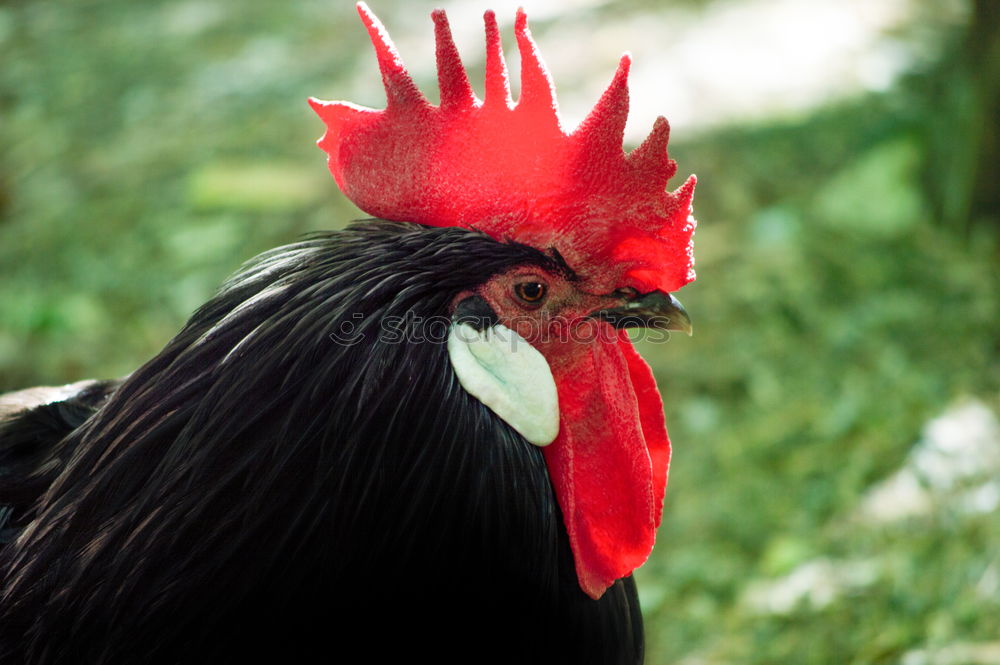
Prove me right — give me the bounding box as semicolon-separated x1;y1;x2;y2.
514;282;547;305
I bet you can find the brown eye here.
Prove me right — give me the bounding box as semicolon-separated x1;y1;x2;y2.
514;282;547;304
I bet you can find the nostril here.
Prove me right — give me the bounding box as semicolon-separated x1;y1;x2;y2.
614;287;640;301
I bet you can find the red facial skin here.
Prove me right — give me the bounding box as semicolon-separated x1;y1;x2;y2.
452;268;671;599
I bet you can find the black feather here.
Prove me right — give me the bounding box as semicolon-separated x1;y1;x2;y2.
0;380;119;542
0;221;643;664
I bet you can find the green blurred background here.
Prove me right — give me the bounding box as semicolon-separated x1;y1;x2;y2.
1;0;997;662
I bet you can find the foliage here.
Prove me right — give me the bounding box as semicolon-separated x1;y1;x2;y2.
640;102;999;663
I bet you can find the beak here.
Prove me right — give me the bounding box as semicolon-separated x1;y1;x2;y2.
592;291;693;336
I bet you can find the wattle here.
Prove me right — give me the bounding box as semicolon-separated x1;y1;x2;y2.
541;327;670;599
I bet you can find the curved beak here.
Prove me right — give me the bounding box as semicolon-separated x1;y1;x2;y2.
591;291;693;336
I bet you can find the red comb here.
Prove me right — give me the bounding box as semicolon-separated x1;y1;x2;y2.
309;2;696;294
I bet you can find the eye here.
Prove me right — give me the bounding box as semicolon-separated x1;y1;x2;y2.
514;281;547;305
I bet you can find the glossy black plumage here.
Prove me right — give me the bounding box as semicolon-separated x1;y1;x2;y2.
0;379;119;543
0;221;643;664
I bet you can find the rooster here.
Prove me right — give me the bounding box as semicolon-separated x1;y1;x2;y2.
0;5;696;664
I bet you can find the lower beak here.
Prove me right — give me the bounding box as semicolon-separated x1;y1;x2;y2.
592;291;693;336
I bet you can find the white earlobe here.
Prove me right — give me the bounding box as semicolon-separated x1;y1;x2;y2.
447;323;559;446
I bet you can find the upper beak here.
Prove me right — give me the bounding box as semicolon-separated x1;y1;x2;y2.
592;291;693;336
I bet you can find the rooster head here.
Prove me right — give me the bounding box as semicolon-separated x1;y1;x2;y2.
310;2;696;600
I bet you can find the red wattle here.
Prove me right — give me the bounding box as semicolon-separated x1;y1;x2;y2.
542;329;670;599
619;332;671;528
